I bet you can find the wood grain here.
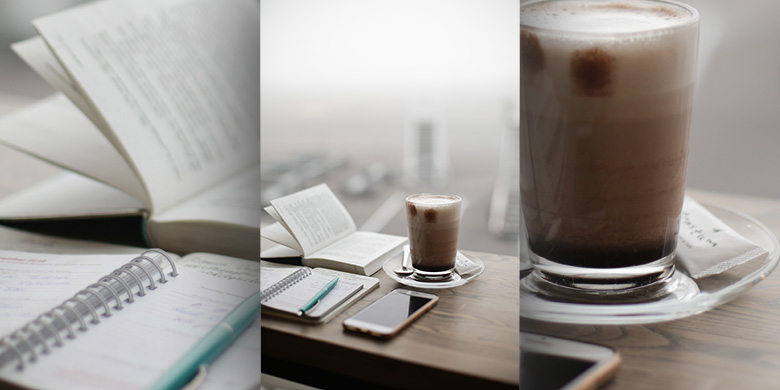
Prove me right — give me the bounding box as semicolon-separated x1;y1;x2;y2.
521;189;780;389
262;251;519;389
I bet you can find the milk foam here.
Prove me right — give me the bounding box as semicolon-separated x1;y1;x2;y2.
521;0;697;34
521;0;699;96
407;194;460;206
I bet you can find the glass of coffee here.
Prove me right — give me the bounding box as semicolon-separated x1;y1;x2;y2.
405;193;462;280
520;0;699;299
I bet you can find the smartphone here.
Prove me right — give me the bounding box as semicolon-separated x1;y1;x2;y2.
343;289;438;338
521;332;621;390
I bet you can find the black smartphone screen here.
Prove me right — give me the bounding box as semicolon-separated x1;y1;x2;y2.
520;350;595;390
350;291;433;328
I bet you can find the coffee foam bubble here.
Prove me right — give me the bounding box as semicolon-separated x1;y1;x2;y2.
522;0;696;35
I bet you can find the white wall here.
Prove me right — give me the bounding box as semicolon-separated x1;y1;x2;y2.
683;0;780;198
261;0;520;165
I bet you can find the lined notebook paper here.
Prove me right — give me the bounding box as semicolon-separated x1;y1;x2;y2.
0;251;260;390
261;267;363;319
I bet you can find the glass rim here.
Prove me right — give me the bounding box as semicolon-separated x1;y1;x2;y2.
520;0;700;38
405;193;462;204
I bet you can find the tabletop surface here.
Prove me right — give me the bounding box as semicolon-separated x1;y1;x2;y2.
521;189;780;389
261;250;519;389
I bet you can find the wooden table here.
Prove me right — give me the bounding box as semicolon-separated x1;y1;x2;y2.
261;251;519;389
521;189;780;389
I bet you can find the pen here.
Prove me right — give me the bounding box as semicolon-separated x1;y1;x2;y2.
148;289;261;390
297;277;339;316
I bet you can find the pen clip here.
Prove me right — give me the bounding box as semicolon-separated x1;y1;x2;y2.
297;299;321;317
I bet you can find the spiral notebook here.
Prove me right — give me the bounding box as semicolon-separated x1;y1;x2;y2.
0;248;260;390
261;262;379;323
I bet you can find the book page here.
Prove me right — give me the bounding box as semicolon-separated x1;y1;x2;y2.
0;95;148;205
260;242;304;260
0;253;260;390
269;184;356;256
311;231;407;266
33;0;260;213
260;223;303;253
11;37;103;128
0;171;144;220
264;205;282;223
150;166;259;229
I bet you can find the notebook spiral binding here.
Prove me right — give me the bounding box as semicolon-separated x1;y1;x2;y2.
0;249;178;371
260;267;311;303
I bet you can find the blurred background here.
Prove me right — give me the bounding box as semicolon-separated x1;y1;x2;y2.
261;0;780;258
0;1;88;99
681;0;780;198
261;0;522;256
1;1;779;258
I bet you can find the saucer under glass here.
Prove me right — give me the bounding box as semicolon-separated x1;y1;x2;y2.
521;202;780;324
383;251;485;289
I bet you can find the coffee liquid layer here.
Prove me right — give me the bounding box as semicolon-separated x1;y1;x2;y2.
520;0;698;267
408;222;460;271
532;238;675;268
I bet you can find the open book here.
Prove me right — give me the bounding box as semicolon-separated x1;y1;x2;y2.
0;248;260;390
0;0;259;260
261;184;407;275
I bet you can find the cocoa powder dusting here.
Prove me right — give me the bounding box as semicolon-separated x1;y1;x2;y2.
521;30;545;74
424;209;437;223
570;47;615;97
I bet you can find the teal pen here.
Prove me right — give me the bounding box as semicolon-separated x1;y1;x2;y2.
148;289;261;390
297;277;339;316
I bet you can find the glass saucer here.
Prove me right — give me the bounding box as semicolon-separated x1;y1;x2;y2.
382;251;485;289
521;202;780;325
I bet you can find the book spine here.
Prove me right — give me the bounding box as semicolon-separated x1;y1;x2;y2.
0;249;179;370
260;267;311;303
